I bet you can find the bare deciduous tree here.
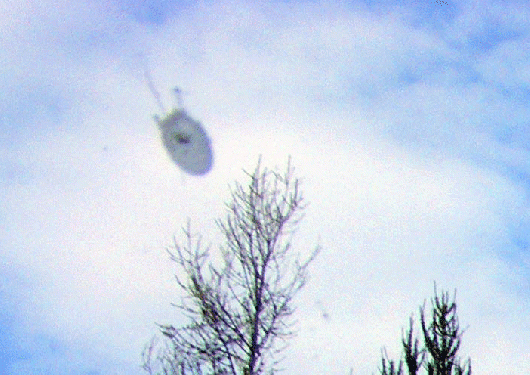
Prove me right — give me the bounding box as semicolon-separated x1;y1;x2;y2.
143;159;319;375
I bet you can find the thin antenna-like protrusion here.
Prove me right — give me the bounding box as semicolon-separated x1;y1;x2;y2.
145;69;165;113
173;87;184;109
141;58;165;113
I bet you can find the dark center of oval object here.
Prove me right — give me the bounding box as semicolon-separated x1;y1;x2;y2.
175;133;191;144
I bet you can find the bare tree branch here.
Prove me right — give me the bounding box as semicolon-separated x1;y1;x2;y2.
143;158;319;375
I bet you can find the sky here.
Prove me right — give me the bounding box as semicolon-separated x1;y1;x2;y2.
1;0;530;374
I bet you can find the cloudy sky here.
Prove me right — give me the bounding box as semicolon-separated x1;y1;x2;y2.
1;0;530;374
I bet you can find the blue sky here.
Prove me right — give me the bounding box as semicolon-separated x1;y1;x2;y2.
1;0;530;374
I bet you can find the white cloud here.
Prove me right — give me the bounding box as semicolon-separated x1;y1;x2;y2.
1;0;530;374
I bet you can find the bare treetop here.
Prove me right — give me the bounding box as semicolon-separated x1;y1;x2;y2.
143;159;319;375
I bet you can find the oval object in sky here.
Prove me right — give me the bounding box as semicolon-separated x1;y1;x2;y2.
142;60;213;176
155;108;213;176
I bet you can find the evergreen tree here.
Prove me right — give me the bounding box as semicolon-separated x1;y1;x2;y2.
378;285;471;375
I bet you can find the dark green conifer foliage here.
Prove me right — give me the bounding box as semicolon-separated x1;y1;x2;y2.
377;285;471;375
